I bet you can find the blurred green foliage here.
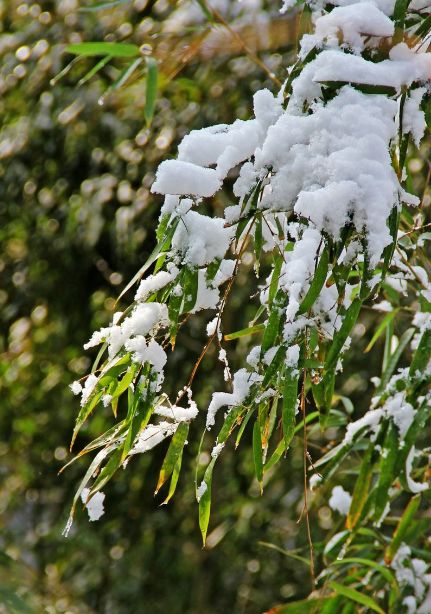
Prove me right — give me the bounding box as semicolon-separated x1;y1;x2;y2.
1;0;431;612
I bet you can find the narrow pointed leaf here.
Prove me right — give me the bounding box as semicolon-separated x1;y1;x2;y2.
66;42;140;57
144;57;158;127
156;422;189;494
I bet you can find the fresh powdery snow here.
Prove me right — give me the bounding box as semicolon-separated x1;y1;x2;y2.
329;485;352;515
81;488;105;522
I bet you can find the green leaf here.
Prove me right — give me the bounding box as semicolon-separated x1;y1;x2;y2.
409;328;431;377
283;369;298;449
89;446;123;495
325;299;362;372
224;324;264;341
373;422;398;521
122;383;154;460
261;345;286;388
182;267;199;313
168;286;183;344
264;438;285;473
269;255;283;307
235;407;255;447
376;328;414;395
297;245;329;315
144;57;158;127
155;422;189;494
330;557;395;585
261;291;284;354
384;495;421;563
161;448;184;505
257;541;311;566
194;0;215;22
252;421;264;492
110;57;143;90
66;42;140;57
393;0;412;29
364;309;399;353
71;390;103;449
117;216;178;302
254;213;263;272
270;598;331;614
110;365;136;400
78;54;112;86
64;441;119;531
346;444;373;530
329;581;385;614
79;0;131;11
198;457;216;546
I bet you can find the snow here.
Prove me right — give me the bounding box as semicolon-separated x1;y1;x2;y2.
80;374;98;407
211;442;225;458
406;447;428;494
154;401;198;422
383;393;415;439
307;45;431;92
81;488;105;522
343;408;384;444
403;88;428;148
196;480;207;502
125;337;167;373
300;3;394;57
286;344;300;367
70;380;82;395
152;160;221;198
131;421;179;454
134;267;179;302
206;368;261;428
172;210;235;266
329;485;352;515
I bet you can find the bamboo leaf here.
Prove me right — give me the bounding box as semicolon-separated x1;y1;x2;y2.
364;310;399;353
384;495;421;563
155;422;189;494
198;457;216;546
116;217;178;303
325;298;362;372
161;448;184;505
78;55;112;86
409;328;431;377
373;423;398;521
269;255;283;307
297;245;329;315
79;0;131;11
71;390;103;449
66;42;140;57
329;581;385;614
144;57;158;127
283;368;298;449
269;598;332;614
224;324;264;341
330;558;395;585
254;213;263;272
252;421;264;492
182;267;199;313
262;345;286;388
376;328;414;395
346;444;373;530
89;446;123;495
235;407;255;447
264;438;285;473
261;292;283;354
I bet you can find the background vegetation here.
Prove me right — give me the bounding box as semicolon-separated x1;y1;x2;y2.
1;1;430;612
